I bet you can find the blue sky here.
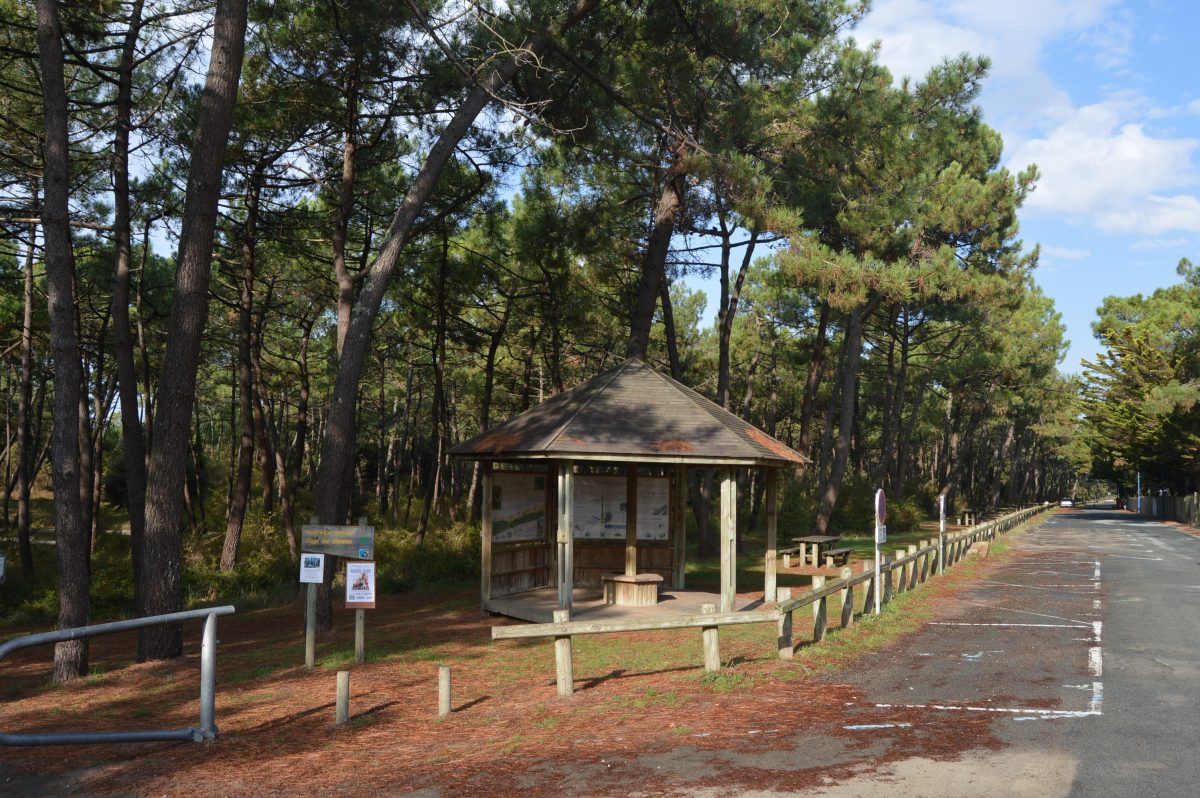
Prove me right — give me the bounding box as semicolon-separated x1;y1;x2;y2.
853;0;1200;375
695;0;1199;376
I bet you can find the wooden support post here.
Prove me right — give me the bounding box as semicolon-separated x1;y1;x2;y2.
906;544;918;590
335;671;350;726
672;464;687;590
918;540;931;582
882;556;894;604
438;666;452;718
481;463;493;604
839;567;854;628
355;608;365;664
556;462;574;611
895;549;907;594
783;551;791;568
701;603;721;672
812;575;827;642
553;610;573;697
625;464;638;577
776;588;793;659
764;469;778;602
305;582;316;669
719;469;737;613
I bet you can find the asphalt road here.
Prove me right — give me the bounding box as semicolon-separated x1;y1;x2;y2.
780;504;1200;797
574;505;1200;797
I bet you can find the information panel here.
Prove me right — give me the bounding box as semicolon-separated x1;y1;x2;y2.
491;472;547;543
301;525;375;560
573;475;669;541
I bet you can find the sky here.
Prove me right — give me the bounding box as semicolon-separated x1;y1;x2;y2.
695;0;1200;376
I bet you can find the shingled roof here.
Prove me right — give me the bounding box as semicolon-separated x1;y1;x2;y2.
450;358;808;467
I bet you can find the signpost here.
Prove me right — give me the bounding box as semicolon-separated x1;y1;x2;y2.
300;519;374;668
938;493;946;576
873;489;887;615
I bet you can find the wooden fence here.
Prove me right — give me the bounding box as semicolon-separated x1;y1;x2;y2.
491;503;1054;696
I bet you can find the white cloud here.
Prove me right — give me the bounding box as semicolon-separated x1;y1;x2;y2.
1009;100;1199;231
1096;195;1200;235
1130;237;1190;251
1044;246;1091;260
1189;99;1200;114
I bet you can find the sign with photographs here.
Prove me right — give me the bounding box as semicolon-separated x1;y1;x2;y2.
491;472;546;543
345;561;376;609
299;552;325;584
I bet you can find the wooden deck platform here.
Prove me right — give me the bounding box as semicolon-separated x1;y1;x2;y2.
483;587;766;623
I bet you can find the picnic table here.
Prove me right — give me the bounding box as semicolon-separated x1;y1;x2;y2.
791;535;838;567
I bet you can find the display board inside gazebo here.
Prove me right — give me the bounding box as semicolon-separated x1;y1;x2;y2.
450;358;808;623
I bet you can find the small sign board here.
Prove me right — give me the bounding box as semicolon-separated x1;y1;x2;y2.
301;524;374;560
875;524;888;544
346;561;376;609
875;488;887;525
0;553;6;584
299;552;325;584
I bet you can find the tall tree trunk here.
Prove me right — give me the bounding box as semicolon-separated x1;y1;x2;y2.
221;172;260;572
110;0;148;638
36;0;90;683
716;219;757;409
17;201;37;576
658;278;683;379
416;231;449;545
627;155;686;359
813;301;873;536
140;0;247;660
469;302;510;519
312;0;599;632
796;301;830;473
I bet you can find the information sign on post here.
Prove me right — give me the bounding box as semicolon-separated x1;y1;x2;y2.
873;489;886;614
301;524;375;560
299;552;325;584
0;553;6;585
346;561;377;609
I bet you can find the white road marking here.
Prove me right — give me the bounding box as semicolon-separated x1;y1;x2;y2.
927;622;1090;629
873;702;1099;718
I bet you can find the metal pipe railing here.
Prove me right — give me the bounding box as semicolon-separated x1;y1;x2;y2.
0;605;235;746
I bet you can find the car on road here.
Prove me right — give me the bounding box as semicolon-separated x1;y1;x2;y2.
1059;497;1075;507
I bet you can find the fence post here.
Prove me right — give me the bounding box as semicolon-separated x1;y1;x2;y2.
777;588;793;660
335;671;350;726
906;544;918;590
553;610;573;697
918;541;931;583
839;567;854;628
197;611;218;741
894;550;907;594
882;556;893;604
701;603;721;672
438;666;452;718
812;576;827;642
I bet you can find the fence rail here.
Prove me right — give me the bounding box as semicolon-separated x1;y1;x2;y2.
0;605;236;746
493;503;1053;696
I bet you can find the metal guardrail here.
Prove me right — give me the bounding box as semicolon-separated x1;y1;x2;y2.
0;605;236;746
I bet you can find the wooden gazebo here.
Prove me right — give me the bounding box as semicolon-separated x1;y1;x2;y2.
450;357;808;622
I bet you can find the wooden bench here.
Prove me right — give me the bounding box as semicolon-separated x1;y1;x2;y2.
823;547;853;567
778;546;802;567
601;573;662;606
